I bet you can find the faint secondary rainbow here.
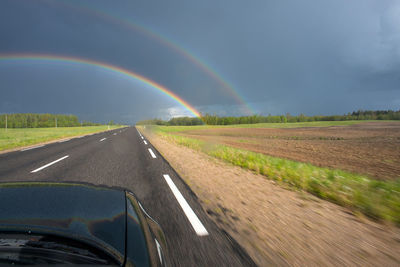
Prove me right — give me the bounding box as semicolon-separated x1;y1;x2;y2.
0;54;201;118
40;0;254;115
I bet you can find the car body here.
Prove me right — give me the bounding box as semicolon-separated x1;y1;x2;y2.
0;182;168;266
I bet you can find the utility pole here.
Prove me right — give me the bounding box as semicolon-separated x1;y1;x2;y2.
5;114;7;130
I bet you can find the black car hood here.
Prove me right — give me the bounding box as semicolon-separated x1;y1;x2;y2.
0;182;127;263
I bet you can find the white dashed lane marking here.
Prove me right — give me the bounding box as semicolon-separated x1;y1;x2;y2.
163;174;209;236
31;155;69;173
148;148;156;158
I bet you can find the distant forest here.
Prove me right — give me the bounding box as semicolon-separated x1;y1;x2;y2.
136;110;400;126
0;113;102;128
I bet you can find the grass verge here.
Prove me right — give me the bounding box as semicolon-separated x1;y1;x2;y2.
0;126;124;151
146;128;400;225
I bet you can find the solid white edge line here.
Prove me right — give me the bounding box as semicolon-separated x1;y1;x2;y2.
144;140;148;145
21;145;44;152
31;155;69;173
99;138;107;142
148;148;156;158
163;174;209;236
58;139;70;143
141;136;144;139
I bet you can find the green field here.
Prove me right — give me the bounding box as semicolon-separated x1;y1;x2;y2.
147;120;381;134
138;121;400;225
0;126;124;151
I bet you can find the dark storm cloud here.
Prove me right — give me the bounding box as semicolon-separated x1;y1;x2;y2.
143;0;400;115
0;0;399;123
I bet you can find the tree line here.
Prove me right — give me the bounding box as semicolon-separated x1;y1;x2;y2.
136;109;400;126
0;113;102;128
136;117;203;126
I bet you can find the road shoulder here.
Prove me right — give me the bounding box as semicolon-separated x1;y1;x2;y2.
141;129;400;266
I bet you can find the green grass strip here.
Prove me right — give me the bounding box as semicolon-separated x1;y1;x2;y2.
157;131;400;225
0;126;125;151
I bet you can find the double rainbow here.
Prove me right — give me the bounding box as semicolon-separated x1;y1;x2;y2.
40;0;254;115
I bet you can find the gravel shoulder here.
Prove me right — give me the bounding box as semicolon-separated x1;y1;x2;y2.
142;129;400;266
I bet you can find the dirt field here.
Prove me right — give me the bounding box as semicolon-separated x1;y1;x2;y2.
179;122;400;180
142;131;400;266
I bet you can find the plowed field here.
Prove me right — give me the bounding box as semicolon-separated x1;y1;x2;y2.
179;122;400;180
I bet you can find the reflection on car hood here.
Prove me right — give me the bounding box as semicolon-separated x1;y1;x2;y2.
0;182;126;262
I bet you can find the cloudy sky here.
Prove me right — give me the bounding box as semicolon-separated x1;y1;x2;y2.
1;0;399;123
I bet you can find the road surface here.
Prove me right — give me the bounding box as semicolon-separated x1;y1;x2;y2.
0;126;256;266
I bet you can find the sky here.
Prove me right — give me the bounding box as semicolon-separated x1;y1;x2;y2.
0;0;399;124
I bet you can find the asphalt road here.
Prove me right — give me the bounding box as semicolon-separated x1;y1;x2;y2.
0;127;257;267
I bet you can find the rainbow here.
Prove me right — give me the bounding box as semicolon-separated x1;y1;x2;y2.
40;0;254;115
0;54;202;118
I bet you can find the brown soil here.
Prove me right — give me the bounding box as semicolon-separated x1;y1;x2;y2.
142;129;400;266
180;122;400;180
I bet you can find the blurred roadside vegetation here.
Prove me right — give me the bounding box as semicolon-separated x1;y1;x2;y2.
138;123;400;225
